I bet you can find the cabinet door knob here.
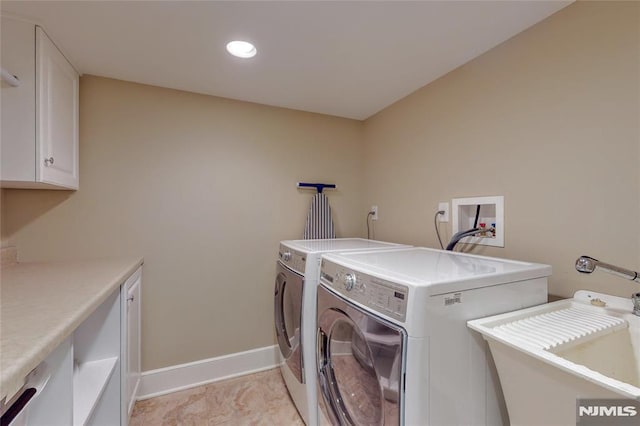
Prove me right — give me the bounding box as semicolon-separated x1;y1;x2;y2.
127;296;134;302
1;68;20;87
44;157;54;166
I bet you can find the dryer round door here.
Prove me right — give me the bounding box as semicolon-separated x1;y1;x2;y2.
274;262;304;382
317;285;404;426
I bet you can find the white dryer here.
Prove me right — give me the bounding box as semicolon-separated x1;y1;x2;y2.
316;247;551;425
275;238;410;426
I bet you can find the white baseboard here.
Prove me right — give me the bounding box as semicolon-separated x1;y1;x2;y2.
137;345;280;400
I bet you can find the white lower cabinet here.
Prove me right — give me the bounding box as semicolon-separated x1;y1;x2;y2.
4;337;74;425
1;267;142;426
73;290;121;426
121;268;142;423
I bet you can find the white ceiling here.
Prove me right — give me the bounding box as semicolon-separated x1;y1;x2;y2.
2;1;573;120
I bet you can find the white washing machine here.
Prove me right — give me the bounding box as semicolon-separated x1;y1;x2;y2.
275;238;410;426
316;247;551;425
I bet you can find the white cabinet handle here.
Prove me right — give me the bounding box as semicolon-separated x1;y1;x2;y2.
1;68;20;87
44;157;54;166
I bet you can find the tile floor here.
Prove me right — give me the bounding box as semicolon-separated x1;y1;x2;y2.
130;368;304;425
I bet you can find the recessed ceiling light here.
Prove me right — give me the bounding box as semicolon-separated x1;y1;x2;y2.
226;41;257;59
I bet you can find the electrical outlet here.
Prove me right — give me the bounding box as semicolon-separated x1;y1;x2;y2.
438;202;449;222
371;205;378;221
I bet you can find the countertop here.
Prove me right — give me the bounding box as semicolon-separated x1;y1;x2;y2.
0;257;143;402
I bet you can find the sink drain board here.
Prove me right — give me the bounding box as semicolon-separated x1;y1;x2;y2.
490;306;627;350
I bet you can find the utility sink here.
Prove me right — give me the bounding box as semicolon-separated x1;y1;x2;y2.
468;291;640;425
551;308;640;389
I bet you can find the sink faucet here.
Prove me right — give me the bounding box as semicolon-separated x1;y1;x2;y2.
575;255;640;316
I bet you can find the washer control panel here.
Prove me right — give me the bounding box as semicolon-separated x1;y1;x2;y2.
320;259;408;322
279;244;306;274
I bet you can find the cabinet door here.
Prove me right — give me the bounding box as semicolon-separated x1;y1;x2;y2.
0;17;36;182
36;26;79;189
126;278;141;413
121;267;142;422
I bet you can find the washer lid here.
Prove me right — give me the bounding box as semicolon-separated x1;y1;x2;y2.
321;247;552;295
280;238;407;254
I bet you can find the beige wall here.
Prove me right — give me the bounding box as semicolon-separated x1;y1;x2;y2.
2;76;365;370
363;1;640;298
3;0;639;371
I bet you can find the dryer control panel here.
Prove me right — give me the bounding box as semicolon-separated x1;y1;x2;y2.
278;244;307;275
320;260;408;322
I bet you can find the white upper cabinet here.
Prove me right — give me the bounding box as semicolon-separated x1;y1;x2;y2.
36;26;79;189
1;17;36;184
1;16;79;190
